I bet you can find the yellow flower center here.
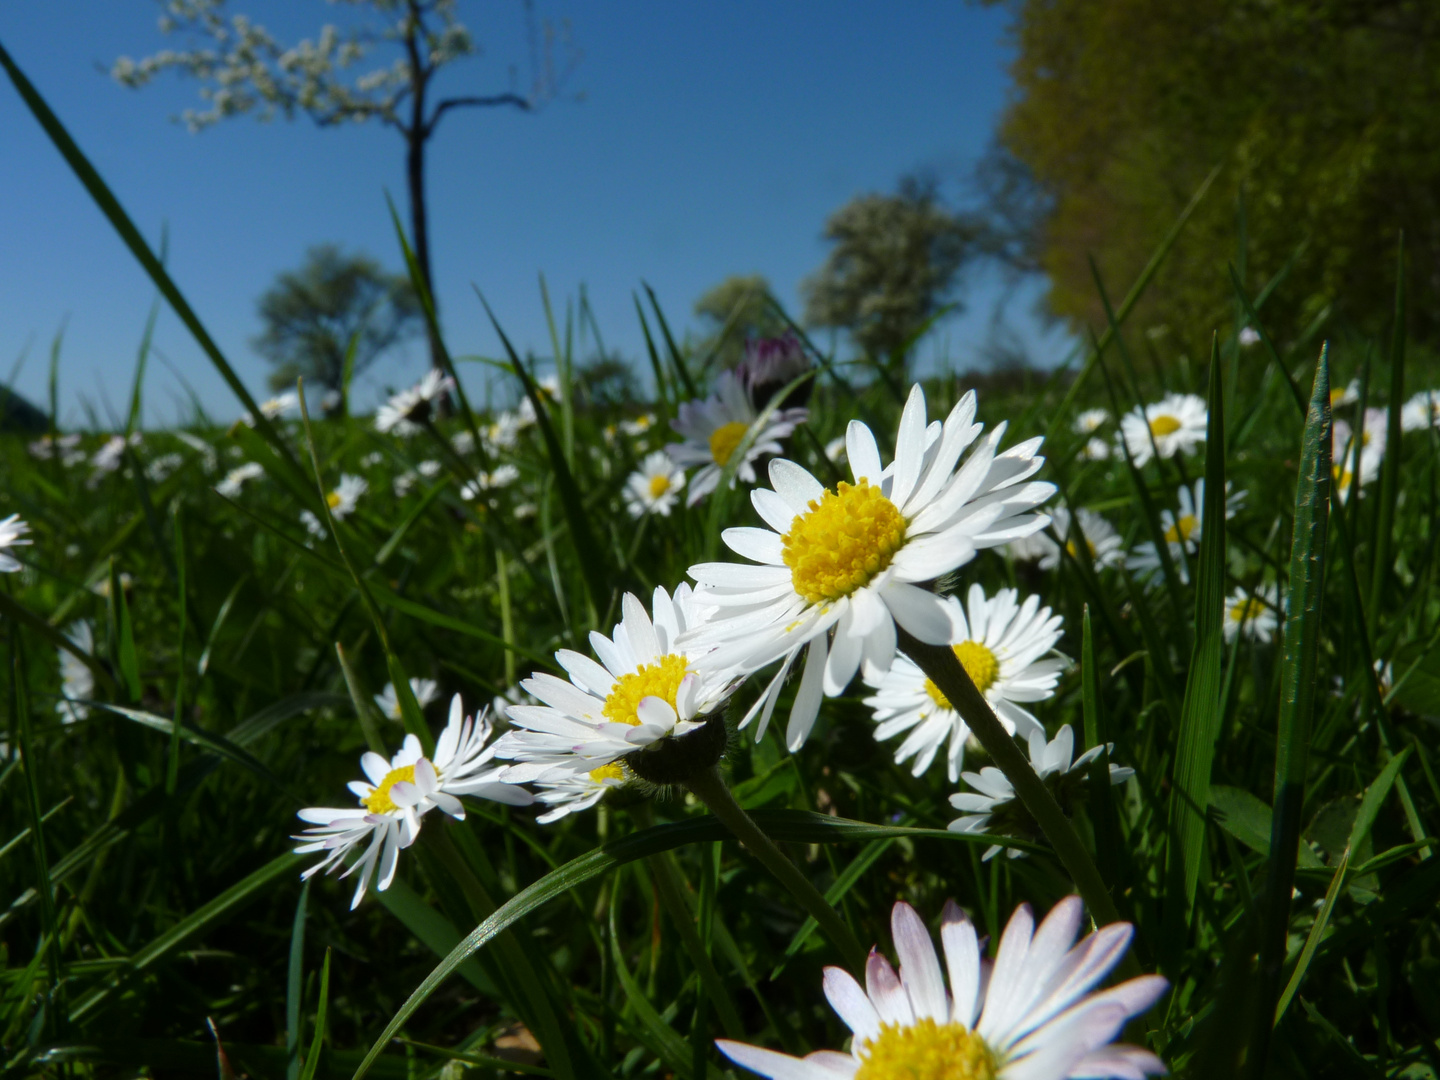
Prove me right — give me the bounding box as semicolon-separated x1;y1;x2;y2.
782;479;907;604
363;764;417;815
924;640;1001;708
1064;538;1097;559
855;1018;996;1080
1163;514;1199;544
1149;414;1182;437
589;762;626;784
327;490;343;509
648;473;672;498
1229;598;1264;623
602;654;690;726
709;420;750;467
1333;464;1354;489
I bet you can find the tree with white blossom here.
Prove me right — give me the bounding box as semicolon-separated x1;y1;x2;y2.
113;0;581;372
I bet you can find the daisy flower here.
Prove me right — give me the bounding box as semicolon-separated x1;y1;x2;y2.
716;896;1167;1080
241;391;299;427
665;371;808;506
684;385;1054;751
374;369;455;435
621;413;656;438
1008;506;1123;572
1331;419;1382;504
949;725;1134;861
1072;408;1109;435
824;436;848;464
1238;326;1262;347
326;474;367;520
56;621;95;724
531;763;629;824
0;514;32;572
736;332;813;409
459;464;520;500
515;375;560;427
862;585;1064;782
1400;390;1440;433
1080;437;1112;462
28;432;81;461
624;451;687;518
1126;479;1244;584
1223;583;1279;644
1330;378;1360;409
214;461;264;498
480;412;522;452
294;696;532;908
1118;392;1206;466
374;678;441;721
493;585;740;782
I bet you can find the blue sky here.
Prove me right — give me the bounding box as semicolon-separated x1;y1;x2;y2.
0;2;1069;427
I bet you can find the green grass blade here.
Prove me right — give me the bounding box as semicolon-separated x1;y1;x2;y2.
335;643;388;756
165;501;187;794
1242;346;1332;1077
286;880;310;1080
297;948;331;1080
125;291;160;438
112;561;141;702
643;282;699;399
1164;340;1228;956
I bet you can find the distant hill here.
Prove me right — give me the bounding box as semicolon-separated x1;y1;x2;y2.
0;387;48;434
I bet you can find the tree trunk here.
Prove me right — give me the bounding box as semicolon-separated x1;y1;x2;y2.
407;122;445;377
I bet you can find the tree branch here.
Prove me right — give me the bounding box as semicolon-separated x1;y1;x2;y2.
426;93;530;136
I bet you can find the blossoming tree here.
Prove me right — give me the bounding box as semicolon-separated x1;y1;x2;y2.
112;0;581;371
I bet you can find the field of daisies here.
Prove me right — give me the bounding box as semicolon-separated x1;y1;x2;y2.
6;59;1440;1080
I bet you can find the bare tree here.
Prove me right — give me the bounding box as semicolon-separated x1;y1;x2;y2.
113;0;581;371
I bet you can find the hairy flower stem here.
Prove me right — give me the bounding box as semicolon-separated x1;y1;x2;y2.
898;628;1125;931
685;766;867;975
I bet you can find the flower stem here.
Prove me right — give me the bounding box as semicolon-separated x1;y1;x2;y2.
898;628;1124;929
685;766;867;975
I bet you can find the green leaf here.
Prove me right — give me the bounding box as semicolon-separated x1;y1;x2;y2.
348;811;1035;1080
1208;786;1323;868
286;881;310;1080
1164;341;1228;947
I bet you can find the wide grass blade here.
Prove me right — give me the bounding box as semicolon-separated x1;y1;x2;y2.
1163;340;1228;961
1242;346;1332;1076
286;881;311;1080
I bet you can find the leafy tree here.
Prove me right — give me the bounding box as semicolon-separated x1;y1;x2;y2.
802;176;978;374
988;0;1440;347
691;274;788;370
114;0;581;370
253;245;422;407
